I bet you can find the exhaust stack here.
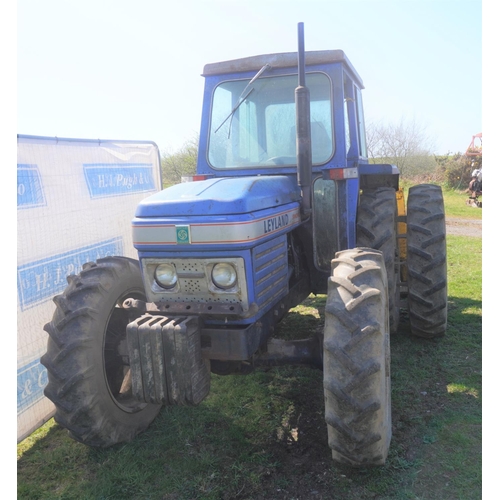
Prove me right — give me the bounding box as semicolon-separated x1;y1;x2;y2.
295;22;312;217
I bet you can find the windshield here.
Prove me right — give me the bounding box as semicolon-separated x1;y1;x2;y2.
208;72;334;169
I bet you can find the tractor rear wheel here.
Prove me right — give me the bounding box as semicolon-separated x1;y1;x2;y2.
41;256;162;447
406;184;448;338
357;187;399;333
323;248;391;466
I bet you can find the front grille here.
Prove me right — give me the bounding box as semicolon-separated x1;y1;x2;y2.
252;235;288;312
141;257;248;310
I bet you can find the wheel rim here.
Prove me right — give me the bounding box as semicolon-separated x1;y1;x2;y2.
103;288;148;413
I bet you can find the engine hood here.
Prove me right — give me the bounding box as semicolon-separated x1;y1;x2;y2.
135;175;301;217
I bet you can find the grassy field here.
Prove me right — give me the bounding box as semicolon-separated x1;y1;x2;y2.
436;186;482;220
17;186;482;499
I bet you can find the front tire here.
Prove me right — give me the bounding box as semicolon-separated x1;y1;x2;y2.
406;184;448;338
41;257;162;447
323;248;391;466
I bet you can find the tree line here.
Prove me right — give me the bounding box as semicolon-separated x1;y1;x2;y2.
161;135;198;187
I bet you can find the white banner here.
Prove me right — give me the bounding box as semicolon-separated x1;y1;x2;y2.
17;135;162;442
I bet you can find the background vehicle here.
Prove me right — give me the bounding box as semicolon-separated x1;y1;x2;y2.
42;24;447;466
465;132;482;208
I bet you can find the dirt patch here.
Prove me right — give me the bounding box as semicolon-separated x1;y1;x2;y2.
446;218;482;238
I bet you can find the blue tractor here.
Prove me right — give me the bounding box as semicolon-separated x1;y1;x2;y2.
42;24;447;466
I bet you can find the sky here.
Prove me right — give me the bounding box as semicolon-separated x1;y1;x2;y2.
15;0;484;156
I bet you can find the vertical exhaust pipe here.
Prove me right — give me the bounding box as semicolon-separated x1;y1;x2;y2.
295;22;312;217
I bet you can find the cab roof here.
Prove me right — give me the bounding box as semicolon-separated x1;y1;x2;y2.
202;49;364;88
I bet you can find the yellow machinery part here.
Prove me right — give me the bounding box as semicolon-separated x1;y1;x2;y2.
396;188;407;282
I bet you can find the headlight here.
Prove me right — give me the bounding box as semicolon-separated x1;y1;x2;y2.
212;263;237;289
155;263;177;289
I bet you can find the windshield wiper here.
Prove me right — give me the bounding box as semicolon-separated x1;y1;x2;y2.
214;63;272;135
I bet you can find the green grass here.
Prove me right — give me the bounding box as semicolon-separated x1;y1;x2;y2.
441;187;483;220
389;235;482;499
18;194;482;500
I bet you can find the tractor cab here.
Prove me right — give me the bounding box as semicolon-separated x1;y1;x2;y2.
197;50;368;177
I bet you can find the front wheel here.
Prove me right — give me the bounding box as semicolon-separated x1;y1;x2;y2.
41;256;162;447
323;248;391;466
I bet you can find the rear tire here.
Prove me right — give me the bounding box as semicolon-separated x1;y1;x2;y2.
323;248;391;466
406;184;448;338
357;188;400;333
41;257;162;447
